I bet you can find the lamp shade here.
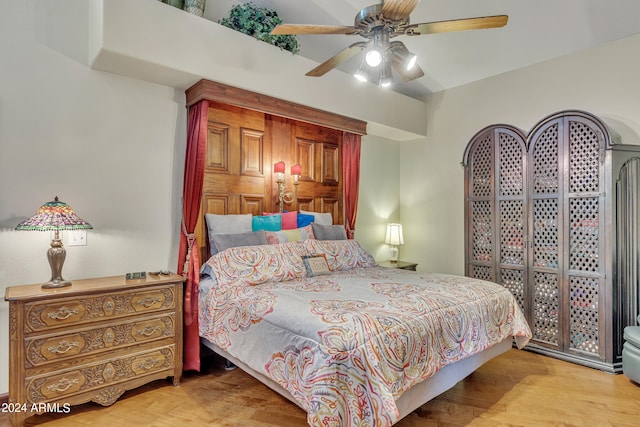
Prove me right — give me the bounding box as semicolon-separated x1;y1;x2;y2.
273;161;286;174
384;223;404;246
15;196;93;231
291;164;302;176
15;196;92;289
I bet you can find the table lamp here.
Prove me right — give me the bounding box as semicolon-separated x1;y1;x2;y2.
15;196;93;289
385;223;404;263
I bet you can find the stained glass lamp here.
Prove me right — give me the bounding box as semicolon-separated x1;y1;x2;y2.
15;196;93;289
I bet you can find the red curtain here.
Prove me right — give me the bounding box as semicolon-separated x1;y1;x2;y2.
177;99;209;372
342;132;361;239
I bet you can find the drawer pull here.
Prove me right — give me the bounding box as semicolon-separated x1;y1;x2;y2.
48;340;80;354
47;306;79;320
136;357;161;371
47;377;80;393
136;326;161;337
136;296;161;308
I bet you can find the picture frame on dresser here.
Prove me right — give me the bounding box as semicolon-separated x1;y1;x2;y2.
4;273;184;427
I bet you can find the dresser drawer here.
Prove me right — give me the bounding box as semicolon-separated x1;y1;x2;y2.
24;285;177;332
25;346;176;403
24;313;176;368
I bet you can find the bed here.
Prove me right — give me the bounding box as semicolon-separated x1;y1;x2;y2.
197;238;531;426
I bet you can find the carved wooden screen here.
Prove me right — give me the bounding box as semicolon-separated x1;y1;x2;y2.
186;80;365;262
463;125;527;317
462;110;640;372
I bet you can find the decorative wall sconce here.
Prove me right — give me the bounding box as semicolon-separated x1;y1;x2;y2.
274;161;301;212
385;223;404;263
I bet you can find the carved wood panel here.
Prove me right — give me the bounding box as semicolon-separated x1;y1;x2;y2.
196;102;344;261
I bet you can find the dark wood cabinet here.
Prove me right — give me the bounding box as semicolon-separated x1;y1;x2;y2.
463;110;640;372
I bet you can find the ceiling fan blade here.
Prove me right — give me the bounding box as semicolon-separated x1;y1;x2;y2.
381;0;421;22
306;43;367;77
271;24;357;35
404;15;508;35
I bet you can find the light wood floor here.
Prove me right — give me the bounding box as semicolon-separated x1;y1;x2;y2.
2;349;640;427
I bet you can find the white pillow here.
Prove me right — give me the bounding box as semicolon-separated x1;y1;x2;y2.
299;210;332;225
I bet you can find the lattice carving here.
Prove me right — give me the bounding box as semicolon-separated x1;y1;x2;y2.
471;135;492;197
532;124;559;194
499;132;524;196
533;272;559;344
569;121;601;193
569;276;599;354
569;198;600;272
500;268;525;312
471;201;492;263
500;200;524;265
471;265;493;282
533;199;558;269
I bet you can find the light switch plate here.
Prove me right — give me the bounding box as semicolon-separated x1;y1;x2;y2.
66;230;87;246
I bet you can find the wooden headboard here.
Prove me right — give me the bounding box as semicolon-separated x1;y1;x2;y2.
185;80;367;261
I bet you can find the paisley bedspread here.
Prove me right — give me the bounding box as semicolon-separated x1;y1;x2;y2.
198;241;531;427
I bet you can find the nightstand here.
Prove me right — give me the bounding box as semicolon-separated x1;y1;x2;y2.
377;260;418;271
5;273;184;427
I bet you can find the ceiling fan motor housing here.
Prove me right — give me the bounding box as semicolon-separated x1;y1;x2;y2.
355;4;409;36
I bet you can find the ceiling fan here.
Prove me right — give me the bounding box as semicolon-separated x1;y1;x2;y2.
271;0;508;87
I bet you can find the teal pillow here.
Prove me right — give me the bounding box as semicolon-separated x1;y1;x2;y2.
252;214;282;231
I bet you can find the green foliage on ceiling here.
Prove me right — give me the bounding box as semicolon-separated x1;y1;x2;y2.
219;2;300;54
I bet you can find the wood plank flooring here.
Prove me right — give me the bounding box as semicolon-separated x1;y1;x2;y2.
2;349;639;427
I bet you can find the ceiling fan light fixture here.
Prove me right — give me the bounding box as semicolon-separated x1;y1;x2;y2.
354;70;368;82
404;52;418;70
354;60;374;83
365;47;383;67
379;60;393;88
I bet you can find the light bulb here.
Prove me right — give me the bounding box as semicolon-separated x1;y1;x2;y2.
365;48;383;67
405;53;417;70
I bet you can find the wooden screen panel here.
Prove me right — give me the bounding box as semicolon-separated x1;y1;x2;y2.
195;103;345;261
292;121;343;224
241;128;264;176
294;138;316;182
206;123;229;171
196;102;270;261
321;143;339;185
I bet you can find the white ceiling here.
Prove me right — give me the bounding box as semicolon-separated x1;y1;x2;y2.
207;0;640;100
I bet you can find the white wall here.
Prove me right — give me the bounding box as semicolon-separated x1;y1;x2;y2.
401;33;640;275
355;135;401;261
0;1;187;394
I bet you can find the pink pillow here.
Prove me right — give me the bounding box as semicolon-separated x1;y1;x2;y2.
263;211;297;230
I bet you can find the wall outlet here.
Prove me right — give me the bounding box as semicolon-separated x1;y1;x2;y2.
66;230;87;246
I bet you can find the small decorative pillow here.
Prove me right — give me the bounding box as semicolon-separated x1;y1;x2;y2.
302;239;376;271
302;255;331;276
300;210;333;225
265;225;315;244
252;214;282;232
297;213;315;228
206;241;307;288
311;223;347;240
263;211;297;230
212;230;268;253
